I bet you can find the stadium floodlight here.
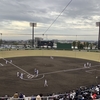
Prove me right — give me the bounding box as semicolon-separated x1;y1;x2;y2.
0;33;2;46
30;23;37;47
96;22;100;50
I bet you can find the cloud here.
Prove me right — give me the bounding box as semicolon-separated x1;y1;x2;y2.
0;0;100;40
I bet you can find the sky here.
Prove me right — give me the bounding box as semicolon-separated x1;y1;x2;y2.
0;0;100;41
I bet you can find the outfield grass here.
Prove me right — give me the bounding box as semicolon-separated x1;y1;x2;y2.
0;50;100;62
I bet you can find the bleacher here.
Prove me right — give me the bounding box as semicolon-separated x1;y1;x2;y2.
1;84;100;100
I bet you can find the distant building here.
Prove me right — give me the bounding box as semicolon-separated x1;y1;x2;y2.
35;37;43;47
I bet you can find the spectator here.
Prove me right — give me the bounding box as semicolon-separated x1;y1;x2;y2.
13;92;18;98
95;86;99;94
36;95;41;100
92;92;97;99
31;95;35;100
19;93;24;100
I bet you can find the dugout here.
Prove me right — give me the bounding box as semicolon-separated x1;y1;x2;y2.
57;43;72;50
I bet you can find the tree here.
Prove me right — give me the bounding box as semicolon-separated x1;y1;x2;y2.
72;41;76;49
83;42;86;49
86;42;89;49
0;39;2;46
90;43;93;50
80;43;84;49
77;41;81;50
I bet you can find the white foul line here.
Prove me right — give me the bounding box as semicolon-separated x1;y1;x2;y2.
2;58;31;75
39;65;100;75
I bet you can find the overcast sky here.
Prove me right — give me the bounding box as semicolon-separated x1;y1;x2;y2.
0;0;100;40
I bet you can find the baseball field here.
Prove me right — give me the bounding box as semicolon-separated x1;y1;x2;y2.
0;50;100;96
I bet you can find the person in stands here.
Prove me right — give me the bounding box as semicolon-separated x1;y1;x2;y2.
36;95;41;100
13;92;19;98
19;92;24;100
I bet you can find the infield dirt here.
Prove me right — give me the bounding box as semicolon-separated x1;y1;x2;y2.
0;56;100;96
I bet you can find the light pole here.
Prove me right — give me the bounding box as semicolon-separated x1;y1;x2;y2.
0;33;2;46
75;35;77;58
30;23;37;48
96;22;100;49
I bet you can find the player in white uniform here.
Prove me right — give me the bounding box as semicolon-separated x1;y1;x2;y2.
44;79;48;87
34;68;37;75
6;60;8;64
36;69;39;77
84;63;86;68
50;56;54;59
20;73;23;79
10;60;12;63
17;72;20;77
